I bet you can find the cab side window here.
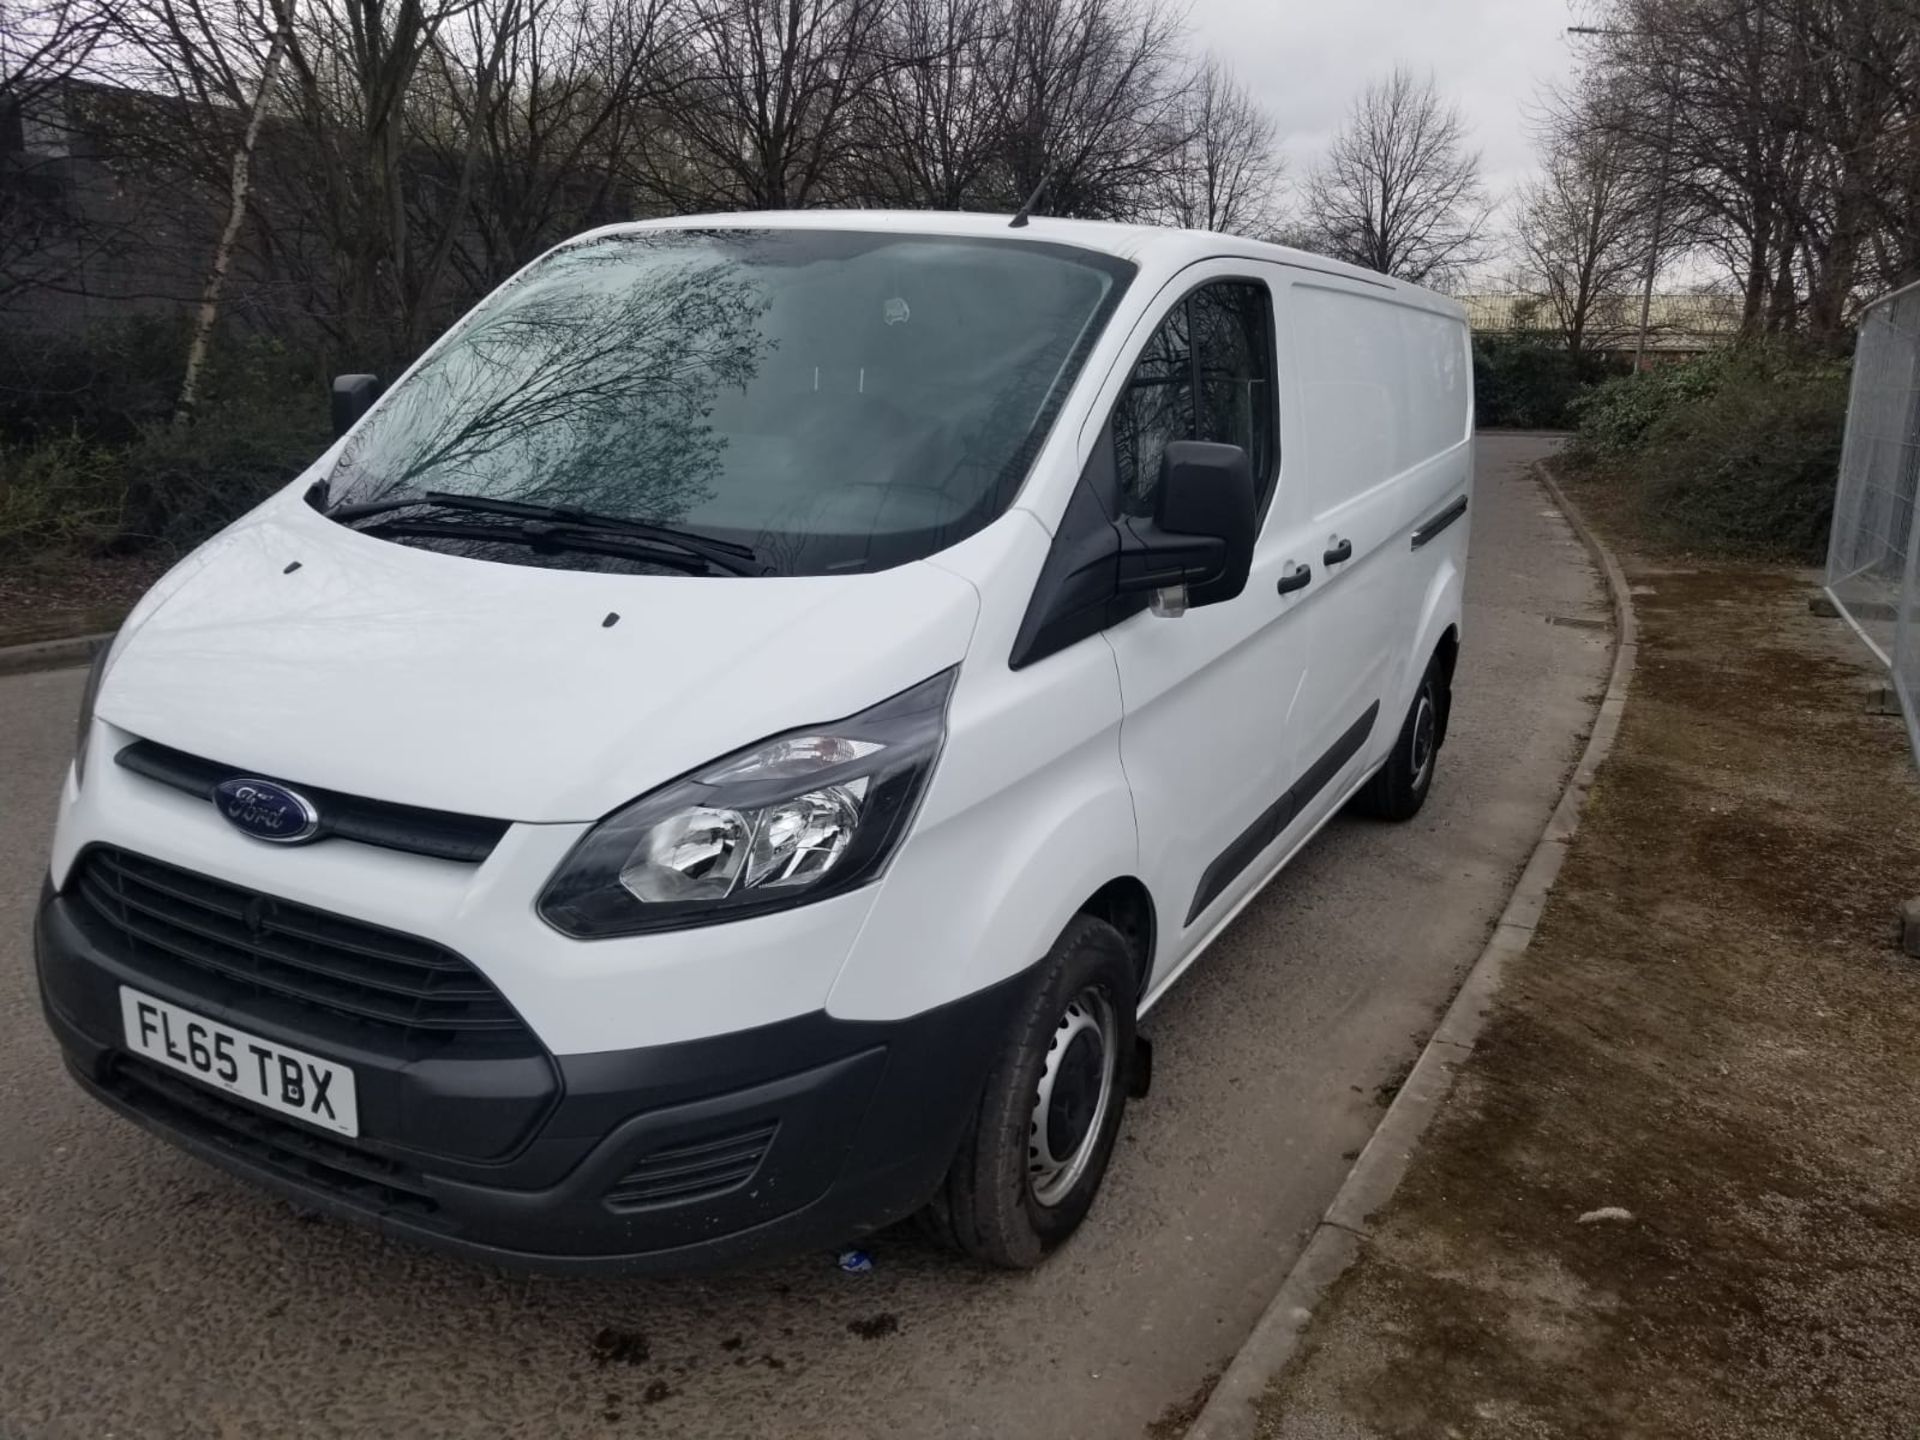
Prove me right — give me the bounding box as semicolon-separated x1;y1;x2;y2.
1113;280;1275;519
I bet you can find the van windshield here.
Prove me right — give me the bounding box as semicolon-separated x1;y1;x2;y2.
321;229;1133;575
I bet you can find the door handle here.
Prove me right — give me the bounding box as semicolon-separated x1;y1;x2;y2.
1323;537;1353;565
1276;562;1312;595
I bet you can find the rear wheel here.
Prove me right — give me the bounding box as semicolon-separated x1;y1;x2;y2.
919;915;1136;1268
1355;657;1444;822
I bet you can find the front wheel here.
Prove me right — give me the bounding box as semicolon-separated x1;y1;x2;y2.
919;915;1137;1269
1355;658;1444;822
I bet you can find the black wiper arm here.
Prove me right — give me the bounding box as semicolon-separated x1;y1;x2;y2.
328;490;758;572
423;492;760;563
354;517;737;576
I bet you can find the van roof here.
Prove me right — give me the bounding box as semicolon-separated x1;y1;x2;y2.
583;209;1466;318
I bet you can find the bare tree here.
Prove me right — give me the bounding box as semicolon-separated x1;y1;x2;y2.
1580;0;1920;342
2;0;113;108
853;0;1006;207
652;0;894;210
1515;83;1648;357
1836;0;1920;292
0;0;118;301
1304;65;1489;285
263;0;490;357
12;0;1299;361
996;0;1189;220
1772;0;1917;336
454;0;676;278
174;8;289;422
1158;54;1282;235
99;0;480;356
1583;0;1813;335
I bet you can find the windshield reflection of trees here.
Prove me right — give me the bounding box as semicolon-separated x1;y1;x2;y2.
335;237;774;527
328;232;1120;575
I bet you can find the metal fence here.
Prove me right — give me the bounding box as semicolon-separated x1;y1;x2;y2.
1824;278;1920;757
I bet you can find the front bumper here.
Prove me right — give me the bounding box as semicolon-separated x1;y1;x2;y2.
36;882;1029;1273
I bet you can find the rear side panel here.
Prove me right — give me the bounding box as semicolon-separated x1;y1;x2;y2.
1277;272;1473;814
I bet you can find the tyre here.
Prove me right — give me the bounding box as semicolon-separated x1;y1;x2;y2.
919;914;1137;1269
1355;656;1444;822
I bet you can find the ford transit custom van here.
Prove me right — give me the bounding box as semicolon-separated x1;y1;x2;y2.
36;212;1473;1271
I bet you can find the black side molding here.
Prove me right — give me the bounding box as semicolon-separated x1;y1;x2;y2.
1186;700;1381;924
1411;494;1468;549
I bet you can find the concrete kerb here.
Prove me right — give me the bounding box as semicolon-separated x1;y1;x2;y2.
0;632;113;678
1185;465;1638;1440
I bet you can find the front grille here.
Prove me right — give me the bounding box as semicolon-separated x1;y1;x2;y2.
116;739;510;864
71;847;530;1040
603;1122;779;1211
107;1056;445;1224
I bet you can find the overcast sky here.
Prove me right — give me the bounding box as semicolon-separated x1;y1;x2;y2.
1190;0;1584;240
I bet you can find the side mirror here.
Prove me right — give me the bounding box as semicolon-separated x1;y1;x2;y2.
331;373;383;438
1115;440;1257;612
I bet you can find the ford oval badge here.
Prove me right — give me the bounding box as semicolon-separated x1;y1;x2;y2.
213;777;321;844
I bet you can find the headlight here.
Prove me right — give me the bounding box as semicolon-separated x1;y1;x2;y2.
72;635;115;788
538;669;956;937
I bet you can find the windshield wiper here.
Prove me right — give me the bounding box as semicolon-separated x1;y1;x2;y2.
329;490;759;575
352;517;748;576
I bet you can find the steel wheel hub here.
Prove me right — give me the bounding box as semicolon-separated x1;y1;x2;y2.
1410;689;1437;790
1028;986;1118;1208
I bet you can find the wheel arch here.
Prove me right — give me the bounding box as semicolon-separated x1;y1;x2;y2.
825;760;1142;1023
1405;558;1464;721
1075;876;1156;994
1433;622;1460;683
1431;622;1459;741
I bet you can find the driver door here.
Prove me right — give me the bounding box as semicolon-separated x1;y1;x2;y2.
1097;265;1318;989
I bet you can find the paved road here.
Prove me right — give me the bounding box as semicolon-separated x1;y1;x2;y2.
0;436;1606;1440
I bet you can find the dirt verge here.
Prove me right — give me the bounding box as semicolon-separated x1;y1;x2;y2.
1255;493;1920;1438
0;551;168;648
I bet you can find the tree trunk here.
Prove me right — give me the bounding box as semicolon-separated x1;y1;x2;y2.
174;24;290;427
411;31;506;351
1768;234;1799;332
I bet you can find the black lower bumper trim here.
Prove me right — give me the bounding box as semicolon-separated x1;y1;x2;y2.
37;882;1039;1273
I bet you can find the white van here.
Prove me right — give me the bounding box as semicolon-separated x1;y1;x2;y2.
37;212;1472;1271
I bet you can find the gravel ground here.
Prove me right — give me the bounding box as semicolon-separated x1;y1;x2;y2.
1258;503;1920;1438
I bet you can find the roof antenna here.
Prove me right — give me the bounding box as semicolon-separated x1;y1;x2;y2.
1009;167;1054;228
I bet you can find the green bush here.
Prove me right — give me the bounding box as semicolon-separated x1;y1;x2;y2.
0;316;200;448
1473;334;1626;430
0;321;330;563
1633;353;1848;562
118;405;329;549
0;432;128;553
1565;348;1736;460
1564;344;1849;563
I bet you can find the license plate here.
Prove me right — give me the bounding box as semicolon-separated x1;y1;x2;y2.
119;987;359;1137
